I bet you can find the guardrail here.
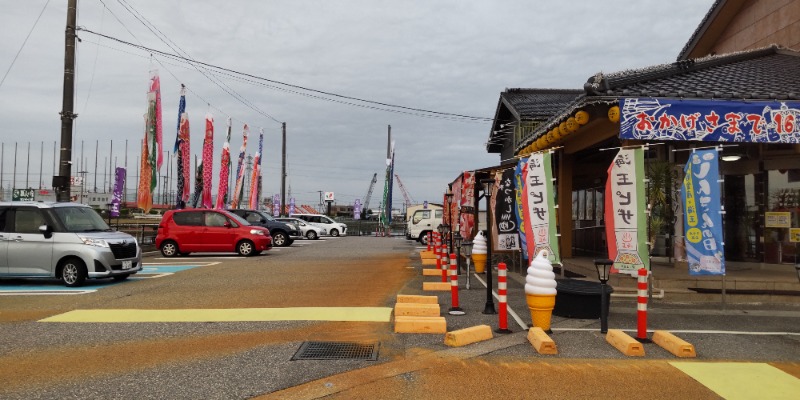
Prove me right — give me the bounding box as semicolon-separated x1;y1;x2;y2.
115;223;158;245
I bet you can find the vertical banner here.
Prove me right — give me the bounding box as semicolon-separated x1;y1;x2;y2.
681;149;726;275
493;168;520;251
521;152;560;263
201;114;214;209
216;118;232;209
605;148;649;272
289;197;296;215
353;199;362;220
272;194;280;216
451;175;462;234
249;129;264;209
459;171;475;240
149;70;164;170
231;125;249;208
173;86;189;208
514;158;529;261
111;167;125;217
136;136;153;213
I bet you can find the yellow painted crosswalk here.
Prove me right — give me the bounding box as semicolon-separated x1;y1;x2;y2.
39;307;393;323
670;362;800;400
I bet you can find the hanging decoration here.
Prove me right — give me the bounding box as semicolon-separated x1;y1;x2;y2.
191;159;203;208
137;75;160;214
521;151;560;263
289;197;296;215
273;194;281;216
174;86;190;208
149;70;164;170
459;171;476;240
201;114;214;208
380;141;396;226
681;148;726;275
111;167;125;217
604;147;649;273
353;199;362;220
249;129;264;209
215;118;232;209
231;124;249;208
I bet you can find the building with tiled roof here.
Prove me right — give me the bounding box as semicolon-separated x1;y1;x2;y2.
481;0;800;267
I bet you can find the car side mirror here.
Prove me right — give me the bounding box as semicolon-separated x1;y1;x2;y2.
38;224;53;239
224;221;232;228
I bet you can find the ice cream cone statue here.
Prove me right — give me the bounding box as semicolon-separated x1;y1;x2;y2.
525;249;558;331
471;231;488;273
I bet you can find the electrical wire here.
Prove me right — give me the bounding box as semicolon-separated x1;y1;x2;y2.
0;0;52;91
76;27;496;123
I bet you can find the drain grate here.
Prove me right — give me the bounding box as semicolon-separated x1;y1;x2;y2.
291;341;380;361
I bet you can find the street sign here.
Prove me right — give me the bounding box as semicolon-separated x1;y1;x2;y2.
12;189;35;201
324;192;335;201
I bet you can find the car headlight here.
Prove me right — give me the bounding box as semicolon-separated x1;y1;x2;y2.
250;229;265;235
79;236;109;248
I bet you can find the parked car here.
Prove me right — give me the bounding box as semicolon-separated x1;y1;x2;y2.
0;201;142;287
228;209;299;247
289;213;347;236
156;209;271;257
276;217;325;240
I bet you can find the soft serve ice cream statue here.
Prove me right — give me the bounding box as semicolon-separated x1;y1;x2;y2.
471;231;488;273
525;249;557;331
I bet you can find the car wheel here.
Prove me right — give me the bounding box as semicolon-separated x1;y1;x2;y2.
113;274;130;282
273;231;289;247
160;240;179;257
330;229;339;237
306;230;318;240
419;233;429;245
237;240;255;256
60;257;87;287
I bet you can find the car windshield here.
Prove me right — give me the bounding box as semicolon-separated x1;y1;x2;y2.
227;212;250;226
53;206;112;232
258;212;276;222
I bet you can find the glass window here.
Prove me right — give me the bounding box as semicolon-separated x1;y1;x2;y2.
172;211;203;226
413;210;430;224
13;208;46;233
0;208;8;232
53;206;110;232
434;209;443;218
205;212;228;227
763;169;800;264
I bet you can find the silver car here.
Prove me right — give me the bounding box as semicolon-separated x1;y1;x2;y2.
0;202;142;287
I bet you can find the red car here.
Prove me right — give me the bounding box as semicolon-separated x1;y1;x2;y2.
156;209;272;257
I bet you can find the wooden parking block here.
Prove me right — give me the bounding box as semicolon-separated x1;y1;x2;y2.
422;269;441;276
421;258;437;266
653;330;696;358
444;325;493;347
394;302;440;317
423;282;450;291
396;294;439;304
605;329;645;356
394;316;447;334
420;251;435;259
527;327;558;355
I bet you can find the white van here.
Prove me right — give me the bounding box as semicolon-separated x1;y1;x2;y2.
407;208;442;245
289;213;347;236
0;201;142;286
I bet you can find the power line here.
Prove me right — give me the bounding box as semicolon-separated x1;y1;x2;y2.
76;28;495;123
0;0;51;91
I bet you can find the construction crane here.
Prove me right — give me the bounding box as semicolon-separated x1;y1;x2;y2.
394;174;415;206
362;173;378;219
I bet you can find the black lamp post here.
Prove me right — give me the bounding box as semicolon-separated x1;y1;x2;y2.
480;178;496;315
461;237;472;290
594;258;614;334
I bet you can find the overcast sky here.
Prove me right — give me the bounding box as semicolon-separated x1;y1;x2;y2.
0;0;714;211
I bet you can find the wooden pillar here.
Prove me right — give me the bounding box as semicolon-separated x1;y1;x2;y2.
558;152;574;259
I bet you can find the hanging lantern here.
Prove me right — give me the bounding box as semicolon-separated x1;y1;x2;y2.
559;122;569;137
608;106;620;123
575;110;590;125
549;128;559;140
566;117;578;132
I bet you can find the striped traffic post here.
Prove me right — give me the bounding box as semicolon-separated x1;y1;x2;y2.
435;239;442;275
448;253;464;315
496;262;511;333
636;267;651;343
440;244;448;283
426;232;432;251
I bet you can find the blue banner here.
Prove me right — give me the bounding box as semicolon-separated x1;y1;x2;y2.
514;158;529;261
681;149;725;275
620;98;800;143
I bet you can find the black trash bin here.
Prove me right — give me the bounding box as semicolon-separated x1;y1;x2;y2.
553;278;613;319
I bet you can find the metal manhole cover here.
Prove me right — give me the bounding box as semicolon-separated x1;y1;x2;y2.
291;341;380;361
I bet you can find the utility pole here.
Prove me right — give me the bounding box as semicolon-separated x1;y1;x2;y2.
55;0;77;202
281;122;286;216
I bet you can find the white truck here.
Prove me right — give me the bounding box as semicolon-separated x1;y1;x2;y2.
406;206;443;245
